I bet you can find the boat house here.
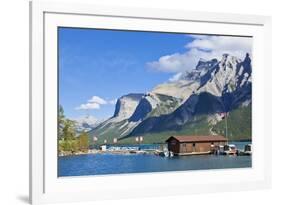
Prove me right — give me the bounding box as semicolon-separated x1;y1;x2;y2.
166;135;227;155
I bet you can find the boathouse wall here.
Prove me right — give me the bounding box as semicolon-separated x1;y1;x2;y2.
166;136;227;155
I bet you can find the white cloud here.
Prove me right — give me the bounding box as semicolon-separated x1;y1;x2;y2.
186;34;210;40
88;96;107;105
147;53;191;73
109;99;117;105
75;102;100;110
186;35;252;56
147;35;252;73
75;96;117;111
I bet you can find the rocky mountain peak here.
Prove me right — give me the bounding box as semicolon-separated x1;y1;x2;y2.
194;53;251;97
196;58;218;70
90;53;252;142
113;93;144;120
180;58;219;82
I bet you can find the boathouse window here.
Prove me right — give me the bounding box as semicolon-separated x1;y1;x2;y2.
193;143;196;147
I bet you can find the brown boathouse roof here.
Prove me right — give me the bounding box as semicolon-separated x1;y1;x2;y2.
166;135;227;143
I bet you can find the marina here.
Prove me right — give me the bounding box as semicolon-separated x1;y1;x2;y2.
58;141;252;176
59;138;252;158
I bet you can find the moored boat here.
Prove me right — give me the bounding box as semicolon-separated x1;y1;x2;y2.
223;144;237;155
244;144;252;155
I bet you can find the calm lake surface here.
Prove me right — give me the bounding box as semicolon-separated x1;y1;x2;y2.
58;141;251;177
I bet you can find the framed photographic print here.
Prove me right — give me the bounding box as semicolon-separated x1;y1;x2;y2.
30;1;272;204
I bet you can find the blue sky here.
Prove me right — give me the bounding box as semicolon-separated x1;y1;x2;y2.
59;28;192;120
59;28;252;120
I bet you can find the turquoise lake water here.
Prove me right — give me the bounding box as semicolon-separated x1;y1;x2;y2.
58;141;251;177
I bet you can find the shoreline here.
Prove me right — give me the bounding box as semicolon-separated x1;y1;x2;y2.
58;149;159;157
59;141;251;157
59;149;99;157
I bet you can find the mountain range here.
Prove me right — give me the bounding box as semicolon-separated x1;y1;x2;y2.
88;53;252;144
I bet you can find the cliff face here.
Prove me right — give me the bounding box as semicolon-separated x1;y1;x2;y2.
113;93;144;120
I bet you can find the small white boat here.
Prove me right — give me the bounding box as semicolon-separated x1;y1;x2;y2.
169;151;174;158
223;144;237;155
244;144;252;155
164;150;169;157
160;148;174;158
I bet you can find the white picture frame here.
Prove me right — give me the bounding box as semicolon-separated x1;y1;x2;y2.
30;1;272;204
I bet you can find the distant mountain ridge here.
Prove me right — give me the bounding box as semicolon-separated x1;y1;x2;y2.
89;53;252;144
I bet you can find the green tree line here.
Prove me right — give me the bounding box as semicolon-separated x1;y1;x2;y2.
58;105;90;154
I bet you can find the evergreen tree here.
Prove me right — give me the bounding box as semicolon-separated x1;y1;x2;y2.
58;105;65;140
78;131;89;152
58;105;84;154
62;119;76;140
